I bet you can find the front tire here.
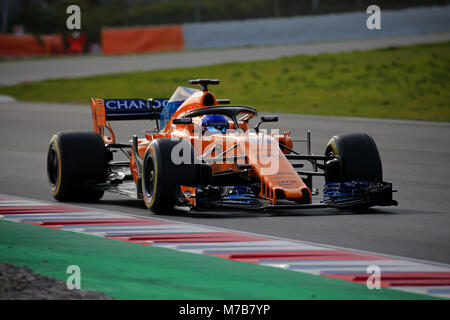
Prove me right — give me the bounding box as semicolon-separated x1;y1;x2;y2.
324;133;382;183
142;138;200;214
47;132;106;201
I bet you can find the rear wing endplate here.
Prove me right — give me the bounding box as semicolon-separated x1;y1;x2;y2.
90;98;168;143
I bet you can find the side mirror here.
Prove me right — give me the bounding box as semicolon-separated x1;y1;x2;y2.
255;115;278;132
217;99;230;105
261;116;278;122
173;118;192;125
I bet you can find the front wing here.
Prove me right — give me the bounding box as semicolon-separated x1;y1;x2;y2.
175;182;397;212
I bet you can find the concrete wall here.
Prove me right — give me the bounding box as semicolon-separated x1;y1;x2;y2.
183;6;450;49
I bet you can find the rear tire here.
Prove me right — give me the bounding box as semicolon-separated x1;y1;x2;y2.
142;138;202;214
47;132;106;201
324;133;382;183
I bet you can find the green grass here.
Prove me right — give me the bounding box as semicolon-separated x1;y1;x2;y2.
2;42;449;121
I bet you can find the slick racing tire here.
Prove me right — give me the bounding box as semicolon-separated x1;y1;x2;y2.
142;138;205;214
47;132;106;201
324;133;382;183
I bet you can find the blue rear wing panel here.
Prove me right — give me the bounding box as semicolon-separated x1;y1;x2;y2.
104;99;169;120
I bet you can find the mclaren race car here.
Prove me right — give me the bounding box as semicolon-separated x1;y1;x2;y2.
46;79;397;213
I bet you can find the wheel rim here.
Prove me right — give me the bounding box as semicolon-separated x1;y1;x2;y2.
143;155;155;199
47;145;59;189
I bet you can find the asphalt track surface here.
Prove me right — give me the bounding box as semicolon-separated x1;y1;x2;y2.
0;32;449;86
0;101;449;265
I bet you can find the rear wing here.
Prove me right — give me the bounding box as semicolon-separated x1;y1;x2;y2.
90;98;168;143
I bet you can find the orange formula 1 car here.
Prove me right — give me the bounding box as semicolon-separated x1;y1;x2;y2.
46;79;397;213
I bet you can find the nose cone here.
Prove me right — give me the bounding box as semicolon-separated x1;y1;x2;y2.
246;135;310;204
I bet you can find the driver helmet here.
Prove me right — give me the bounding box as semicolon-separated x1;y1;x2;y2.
201;114;229;134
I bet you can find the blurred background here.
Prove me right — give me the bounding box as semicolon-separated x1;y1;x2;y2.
0;0;449;122
1;0;449;55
